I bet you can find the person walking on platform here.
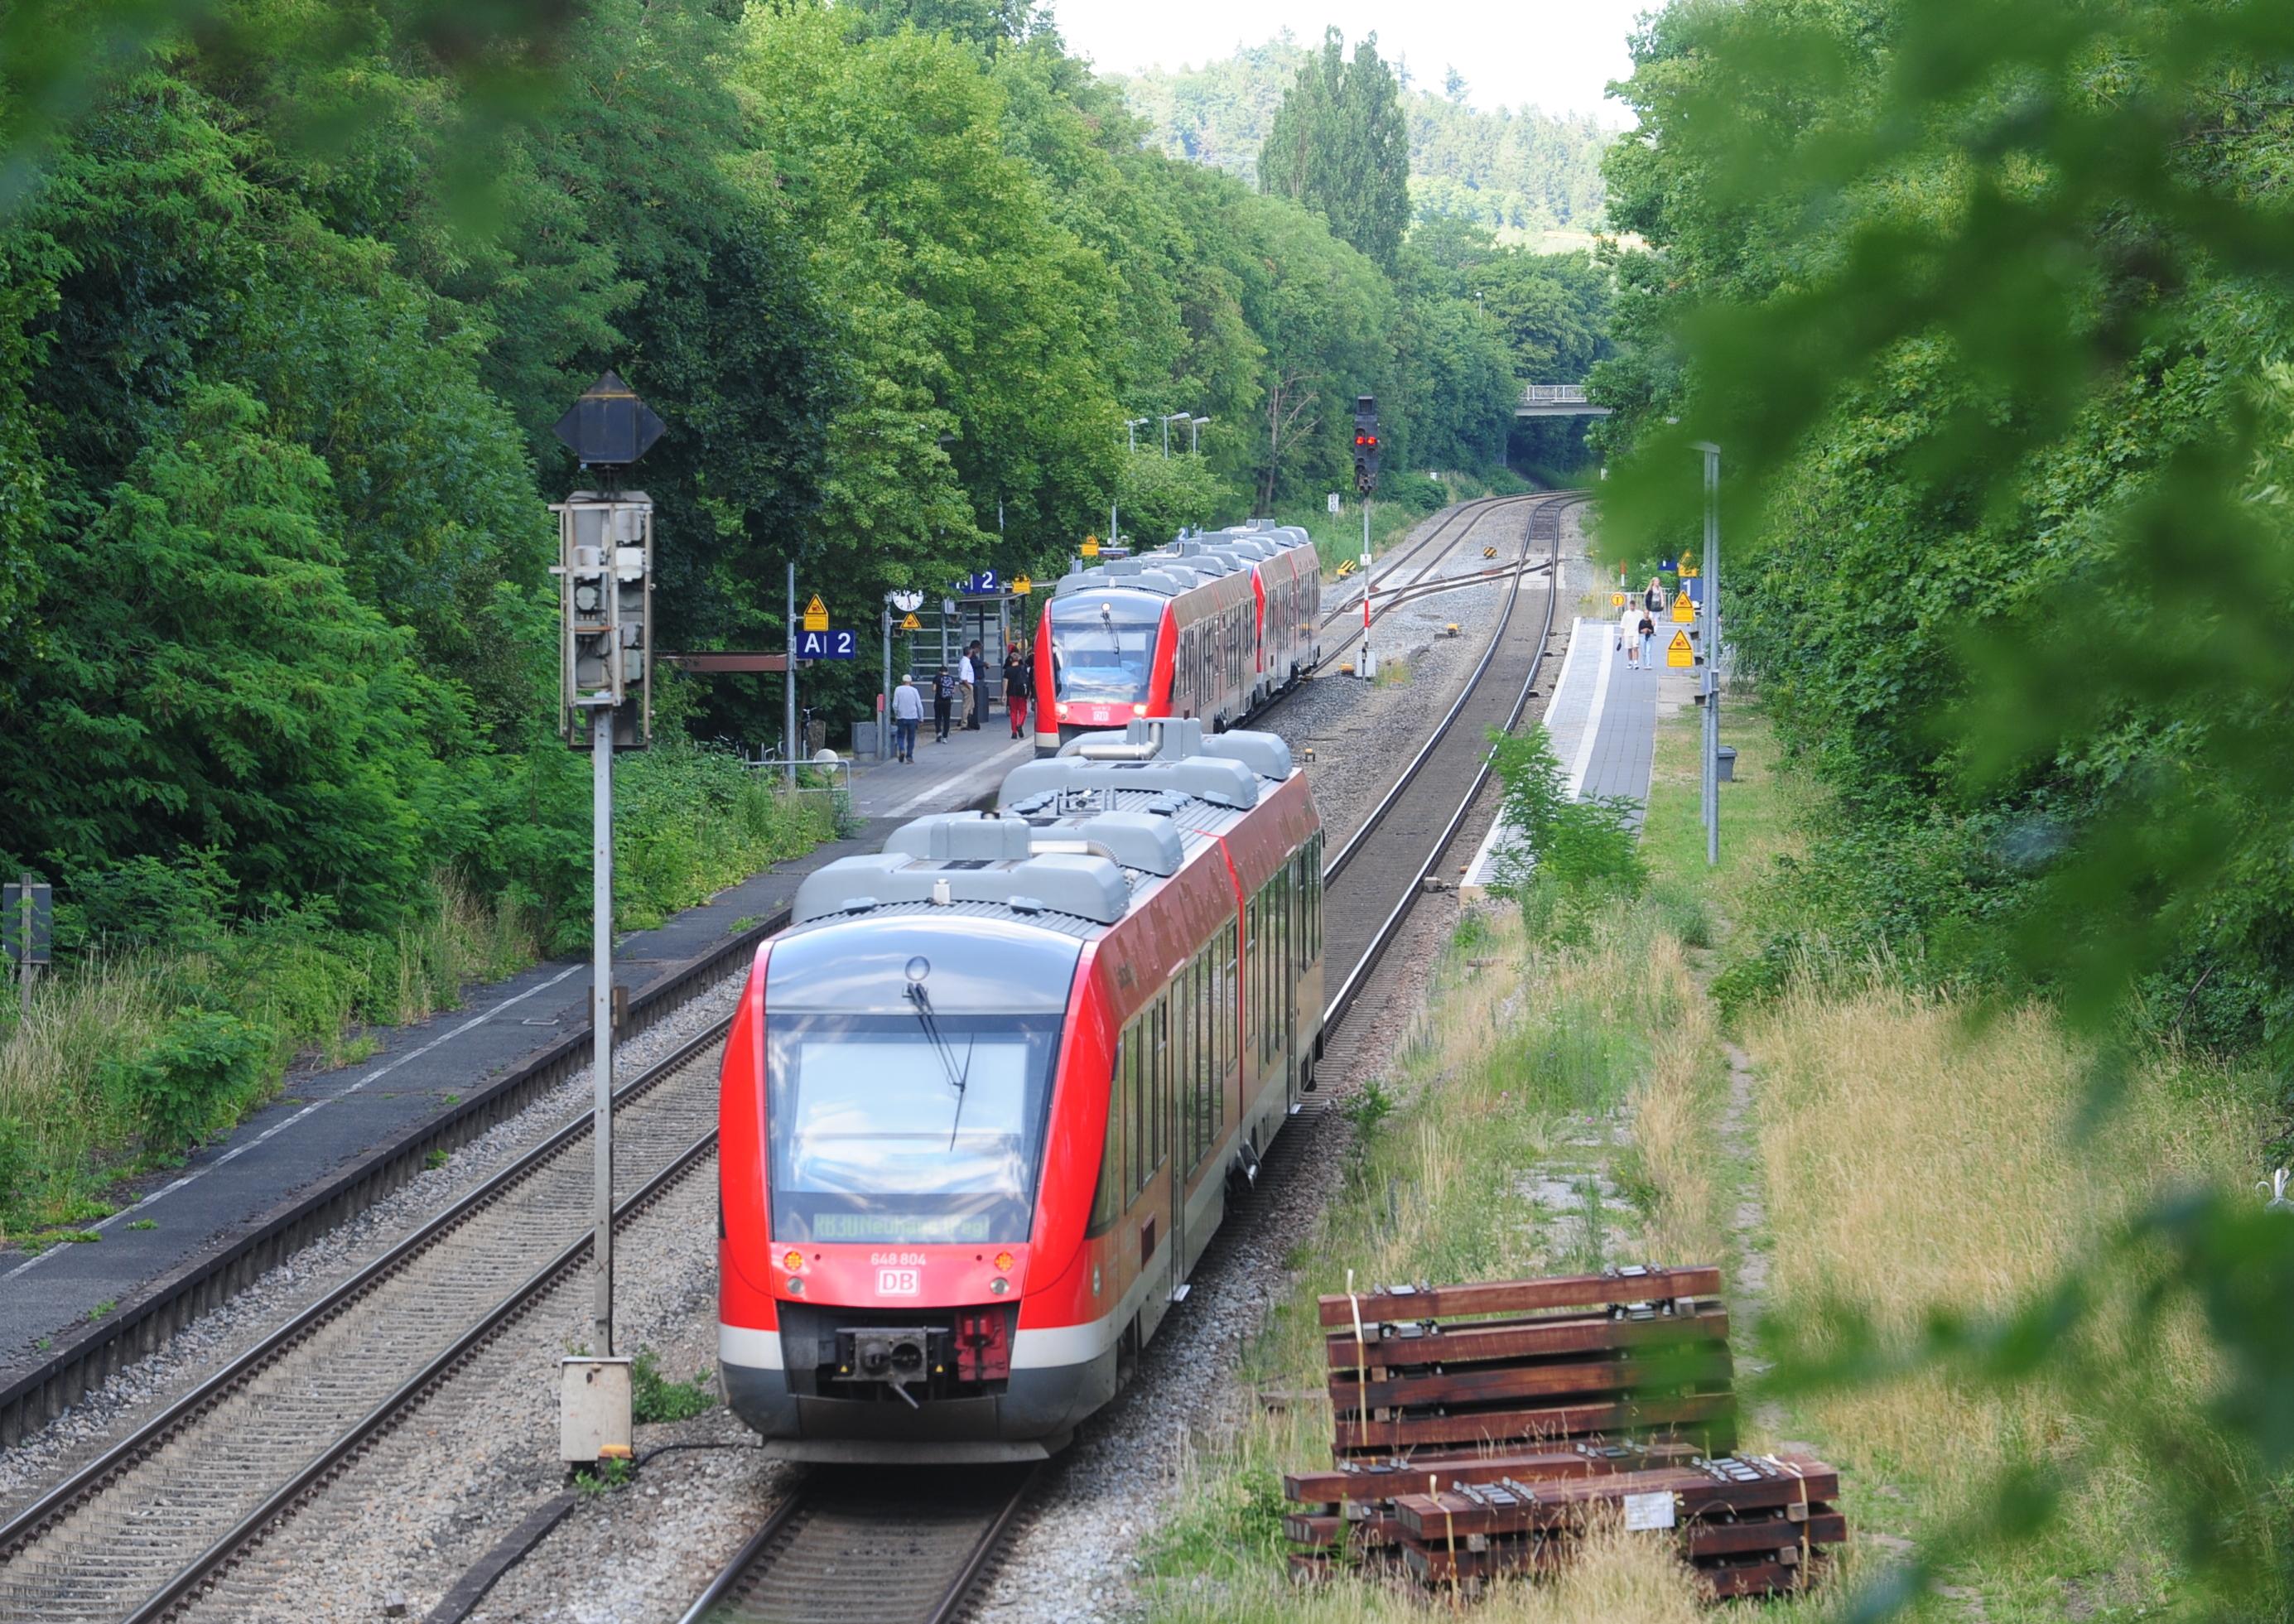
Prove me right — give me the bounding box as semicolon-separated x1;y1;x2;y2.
1004;643;1029;740
1645;576;1665;614
932;664;955;743
1637;610;1657;672
891;673;923;763
956;646;976;733
1620;602;1642;669
965;641;986;728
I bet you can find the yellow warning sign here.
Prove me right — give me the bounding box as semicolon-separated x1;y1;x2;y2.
1672;593;1694;624
1678;552;1700;578
1081;536;1101;558
1482;546;1496;559
1335;558;1358;579
1666;630;1694;668
1011;574;1033;595
899;612;923;631
802;594;829;632
1611;591;1626;609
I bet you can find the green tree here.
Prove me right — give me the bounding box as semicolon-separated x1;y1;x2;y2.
1258;29;1410;272
5;382;445;928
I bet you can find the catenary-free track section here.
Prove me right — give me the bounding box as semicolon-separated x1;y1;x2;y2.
0;1025;734;1622
672;492;1580;1624
679;1465;1039;1624
0;494;1578;1622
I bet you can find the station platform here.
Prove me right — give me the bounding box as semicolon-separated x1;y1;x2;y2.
0;715;1033;1369
1460;609;1699;896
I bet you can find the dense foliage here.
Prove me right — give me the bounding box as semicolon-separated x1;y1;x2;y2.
1594;0;2294;1602
0;2;1622;1213
1116;32;1613;235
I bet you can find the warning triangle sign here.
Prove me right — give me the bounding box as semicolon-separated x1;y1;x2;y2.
802;594;829;632
1666;630;1694;668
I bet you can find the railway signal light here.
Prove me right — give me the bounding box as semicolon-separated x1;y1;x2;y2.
1352;395;1381;495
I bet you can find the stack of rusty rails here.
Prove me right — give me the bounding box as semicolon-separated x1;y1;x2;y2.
1392;1453;1846;1598
1283;1265;1742;1578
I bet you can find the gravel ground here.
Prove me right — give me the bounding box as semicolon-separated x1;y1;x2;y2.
4;499;1593;1622
0;976;745;1519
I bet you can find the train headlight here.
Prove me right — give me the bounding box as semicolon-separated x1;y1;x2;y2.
989;1277;1010;1295
787;1277;805;1294
1055;701;1068;720
783;1250;804;1273
1131;702;1147;716
994;1251;1014;1273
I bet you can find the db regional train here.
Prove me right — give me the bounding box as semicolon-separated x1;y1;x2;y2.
717;718;1324;1460
1033;523;1322;751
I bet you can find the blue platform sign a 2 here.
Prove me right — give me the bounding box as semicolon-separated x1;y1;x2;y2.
955;571;1000;595
796;629;858;660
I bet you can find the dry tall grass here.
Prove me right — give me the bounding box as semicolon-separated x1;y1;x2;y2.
1748;976;2271;1579
1145;899;1746;1619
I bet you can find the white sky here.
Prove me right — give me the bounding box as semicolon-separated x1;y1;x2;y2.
1049;0;1654;125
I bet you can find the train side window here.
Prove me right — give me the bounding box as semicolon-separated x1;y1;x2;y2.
1090;1031;1123;1236
1223;922;1239;1073
1126;1013;1145;1198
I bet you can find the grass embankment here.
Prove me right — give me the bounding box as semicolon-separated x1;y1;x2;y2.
0;747;840;1246
1145;691;2285;1621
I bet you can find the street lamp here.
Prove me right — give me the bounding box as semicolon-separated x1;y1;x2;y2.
1125;416;1149;453
1188;416;1210;453
1159;411;1189;457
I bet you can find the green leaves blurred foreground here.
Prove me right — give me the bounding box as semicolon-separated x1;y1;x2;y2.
1596;0;2294;1609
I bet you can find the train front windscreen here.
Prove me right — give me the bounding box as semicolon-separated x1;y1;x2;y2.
1049;591;1163;708
762;920;1079;1246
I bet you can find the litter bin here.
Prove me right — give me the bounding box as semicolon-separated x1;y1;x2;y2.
1716;745;1737;782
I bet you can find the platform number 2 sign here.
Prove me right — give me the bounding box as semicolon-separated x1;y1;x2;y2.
796;629;858;659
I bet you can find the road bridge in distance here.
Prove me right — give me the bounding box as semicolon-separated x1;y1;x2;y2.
1516;383;1610;418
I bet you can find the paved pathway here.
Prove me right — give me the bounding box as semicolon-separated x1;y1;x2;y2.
1463;605;1701;893
0;721;1027;1363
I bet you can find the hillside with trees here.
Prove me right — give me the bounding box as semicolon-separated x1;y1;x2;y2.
0;2;1617;1236
1115;33;1613;236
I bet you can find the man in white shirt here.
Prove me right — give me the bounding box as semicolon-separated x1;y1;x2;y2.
956;649;976;735
891;674;923;762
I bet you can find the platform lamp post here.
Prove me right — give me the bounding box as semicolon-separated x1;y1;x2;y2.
1188;416;1209;454
549;371;663;1468
1159;412;1189;458
1691;441;1722;866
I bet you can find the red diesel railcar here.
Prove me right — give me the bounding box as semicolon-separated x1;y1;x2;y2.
1033;524;1321;752
718;719;1324;1461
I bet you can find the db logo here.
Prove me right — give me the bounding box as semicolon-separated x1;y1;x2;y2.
877;1268;921;1296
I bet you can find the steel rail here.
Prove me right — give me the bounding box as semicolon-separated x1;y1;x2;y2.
1324;492;1579;884
1307;493;1545;669
676;1464;1041;1624
7;491;1579;1617
1324;497;1587;1024
0;1013;734;1569
122;1120;722;1624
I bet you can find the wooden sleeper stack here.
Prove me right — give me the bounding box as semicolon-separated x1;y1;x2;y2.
1284;1264;1844;1599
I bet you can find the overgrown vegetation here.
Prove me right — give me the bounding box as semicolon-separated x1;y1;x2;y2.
1590;0;2294;1604
629;1347;716;1425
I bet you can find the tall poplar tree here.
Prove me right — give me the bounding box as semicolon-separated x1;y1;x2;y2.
1257;28;1410;272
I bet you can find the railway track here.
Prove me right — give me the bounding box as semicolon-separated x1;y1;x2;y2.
675;490;1583;1624
0;1023;738;1622
677;1464;1039;1624
0;490;1581;1622
1306;490;1547;672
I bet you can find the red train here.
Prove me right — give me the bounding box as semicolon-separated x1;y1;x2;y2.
717;718;1324;1460
1033;524;1322;752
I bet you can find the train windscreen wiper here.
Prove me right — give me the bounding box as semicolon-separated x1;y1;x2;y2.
903;981;975;1149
